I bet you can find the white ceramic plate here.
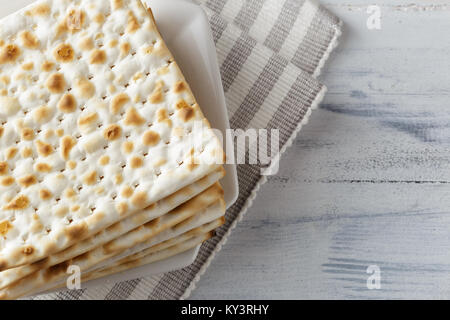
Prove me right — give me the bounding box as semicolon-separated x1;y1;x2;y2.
0;0;238;291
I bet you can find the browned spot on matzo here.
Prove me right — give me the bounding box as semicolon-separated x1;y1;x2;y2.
102;240;118;255
178;105;195;122
44;129;54;139
64;222;88;241
57;93;77;113
67;160;76;170
120;42;130;57
116;202;128;215
0;220;12;236
122;141;134;153
187;160;199;171
113;0;124;9
21;127;35;141
60;136;76;160
35;140;54;157
6;147;18;159
142;130;160;146
39;189;52;200
124;107;145;126
30;220;44;233
64;188;76;198
83;171;97;185
57;9;86;37
90;49;106;64
0;44;21;64
103;124;122;141
18;175;37;188
25;3;50;16
78;36;94;51
126;11;140;33
0;76;9;86
153;158;167;167
78;112;98;129
20;31;40;49
67;9;86;29
15;72;26;81
131;192;147;209
21;62;34;70
107;40;118;50
43;260;70;281
22;147;33;158
35;163;52;172
130;156;143;169
157;65;169;75
110;93;130;114
1;176;14;186
54;43;74;62
93;13;105;24
41;61;54;72
99;155;110;166
157;108;172;127
132;72;143;81
149;84;164;104
121;186;134;198
83;134;105;153
75;78;95;98
56;129;64;137
87;211;105;225
173;81;186;93
33;105;52;123
0;162;8;175
46;73;66;93
55;206;68;217
3;195;29;210
176;100;190;110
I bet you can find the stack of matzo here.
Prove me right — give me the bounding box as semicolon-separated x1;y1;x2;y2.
0;0;226;299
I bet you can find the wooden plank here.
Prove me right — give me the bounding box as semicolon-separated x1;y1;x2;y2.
192;178;450;298
191;1;450;299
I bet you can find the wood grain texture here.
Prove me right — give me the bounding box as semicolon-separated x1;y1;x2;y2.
190;0;450;299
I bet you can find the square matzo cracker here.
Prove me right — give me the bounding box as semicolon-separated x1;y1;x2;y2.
0;0;224;270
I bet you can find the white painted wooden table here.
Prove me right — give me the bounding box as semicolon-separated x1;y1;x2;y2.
190;0;450;299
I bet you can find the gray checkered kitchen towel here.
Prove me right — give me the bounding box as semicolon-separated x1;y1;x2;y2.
33;0;342;300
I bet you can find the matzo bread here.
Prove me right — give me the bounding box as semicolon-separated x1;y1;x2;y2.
0;168;224;290
98;216;224;269
0;185;225;299
0;0;224;270
90;191;225;273
43;223;221;295
82;228;219;285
